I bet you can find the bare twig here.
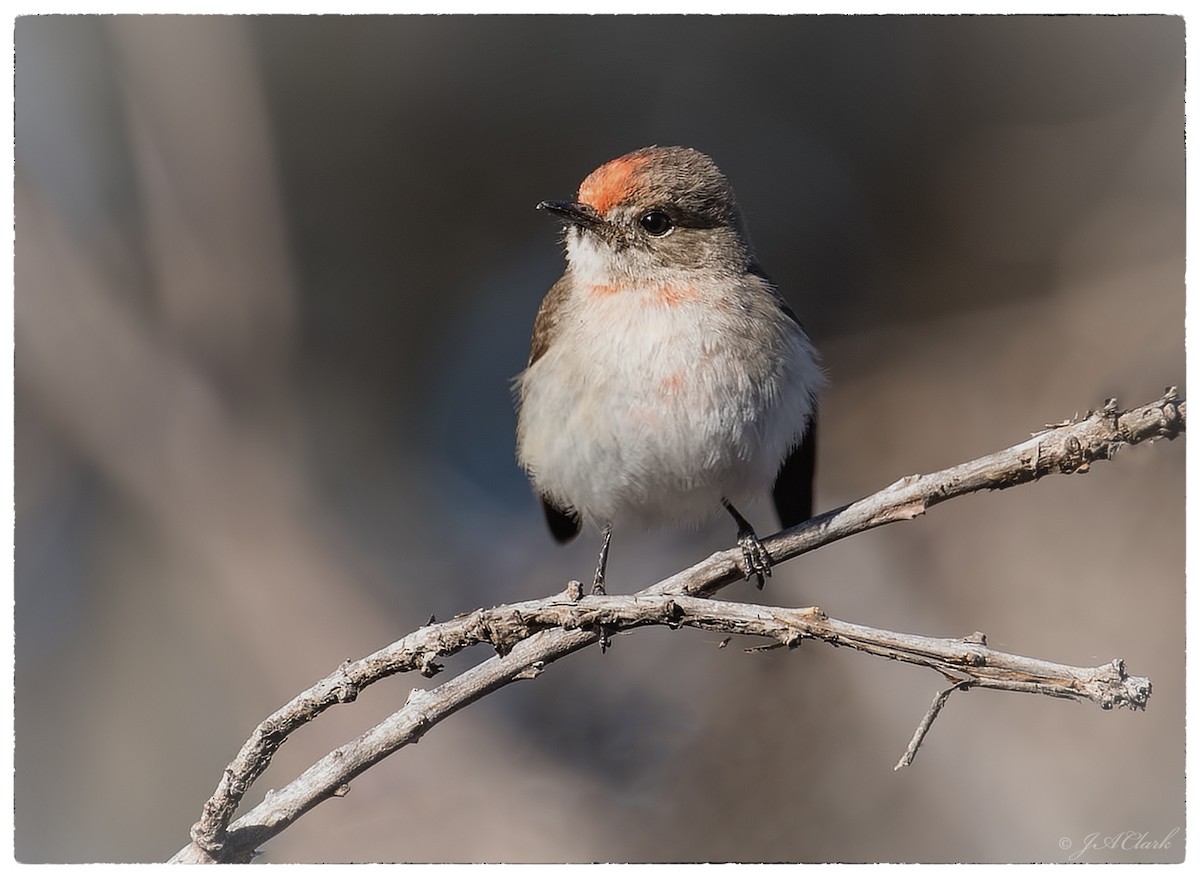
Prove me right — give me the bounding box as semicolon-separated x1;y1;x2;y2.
895;683;966;771
651;389;1186;599
171;389;1183;863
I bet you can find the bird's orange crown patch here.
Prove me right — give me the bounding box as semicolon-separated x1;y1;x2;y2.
577;153;651;215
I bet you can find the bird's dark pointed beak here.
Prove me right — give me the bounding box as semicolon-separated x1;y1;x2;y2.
537;200;604;227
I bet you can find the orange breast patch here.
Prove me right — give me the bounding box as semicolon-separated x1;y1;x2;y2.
585;282;698;307
660;373;685;395
654;283;697;307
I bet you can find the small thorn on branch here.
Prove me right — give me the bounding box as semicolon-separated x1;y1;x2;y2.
513;660;546;681
170;390;1180;863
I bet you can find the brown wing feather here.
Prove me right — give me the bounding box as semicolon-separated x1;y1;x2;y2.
752;264;818;527
541;495;582;542
526;275;582;542
773;410;817;528
527;274;572;367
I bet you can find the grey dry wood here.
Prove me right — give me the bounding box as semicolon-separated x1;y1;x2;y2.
171;388;1183;863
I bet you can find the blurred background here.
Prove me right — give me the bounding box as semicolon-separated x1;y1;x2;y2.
13;14;1184;864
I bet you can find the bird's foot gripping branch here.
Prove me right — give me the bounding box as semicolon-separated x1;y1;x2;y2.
172;388;1182;864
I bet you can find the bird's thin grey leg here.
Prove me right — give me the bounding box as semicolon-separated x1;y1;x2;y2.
722;499;772;589
592;522;612;595
591;523;614;652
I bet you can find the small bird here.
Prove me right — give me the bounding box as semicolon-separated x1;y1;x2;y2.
516;146;823;593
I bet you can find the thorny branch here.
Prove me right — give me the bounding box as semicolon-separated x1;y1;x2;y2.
171;388;1184;863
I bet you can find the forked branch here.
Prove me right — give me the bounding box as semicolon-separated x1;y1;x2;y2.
171;388;1184;863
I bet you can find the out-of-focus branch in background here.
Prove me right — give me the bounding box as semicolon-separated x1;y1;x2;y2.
14;16;1184;863
16;18;388;682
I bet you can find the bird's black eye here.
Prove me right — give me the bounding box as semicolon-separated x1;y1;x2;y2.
638;210;674;237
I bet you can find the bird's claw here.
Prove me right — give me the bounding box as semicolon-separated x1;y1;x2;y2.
737;529;773;589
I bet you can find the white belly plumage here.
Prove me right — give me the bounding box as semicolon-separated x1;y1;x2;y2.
517;287;820;529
